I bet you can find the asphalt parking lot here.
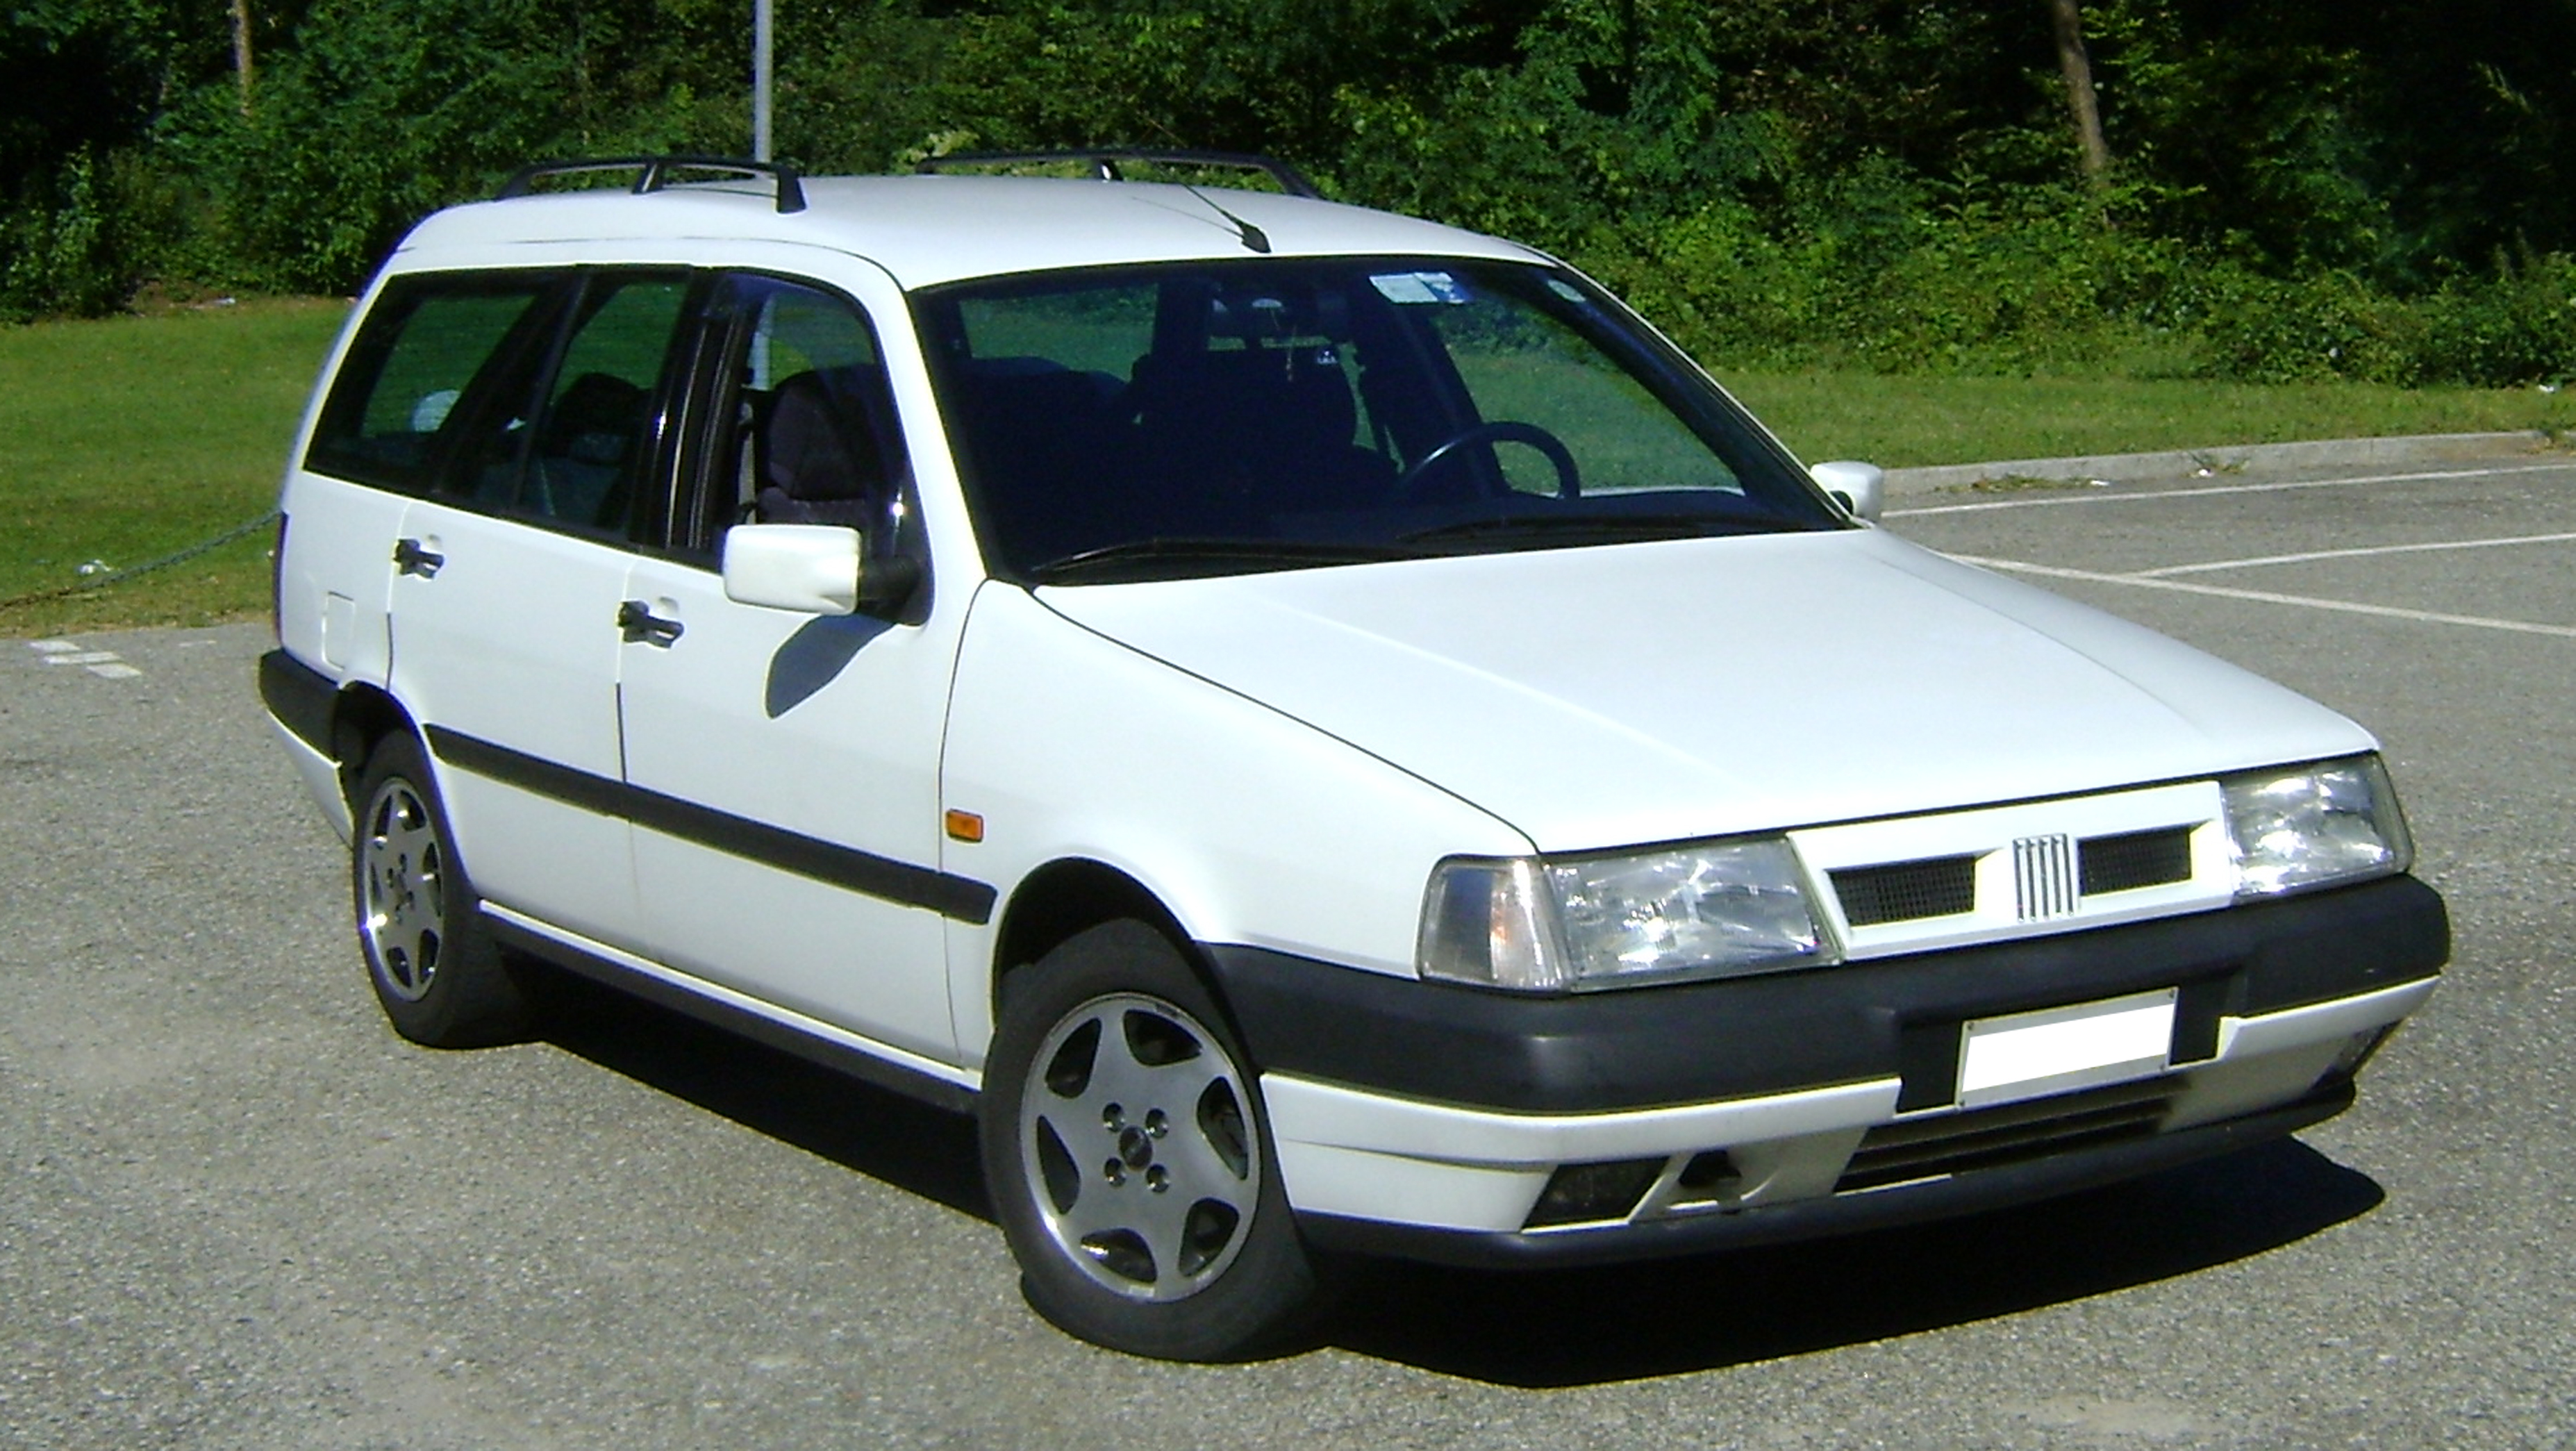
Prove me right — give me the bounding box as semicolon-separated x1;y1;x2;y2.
4;451;2573;1448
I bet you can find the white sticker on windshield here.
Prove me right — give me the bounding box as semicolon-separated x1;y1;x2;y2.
1545;278;1588;303
1370;271;1472;305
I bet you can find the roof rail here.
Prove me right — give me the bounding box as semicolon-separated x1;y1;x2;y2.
912;148;1321;200
495;156;807;214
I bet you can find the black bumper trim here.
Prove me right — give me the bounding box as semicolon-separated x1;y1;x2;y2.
1295;1080;2354;1269
257;648;336;757
1206;874;2445;1115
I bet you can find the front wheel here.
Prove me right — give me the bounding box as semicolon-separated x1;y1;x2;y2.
981;920;1325;1360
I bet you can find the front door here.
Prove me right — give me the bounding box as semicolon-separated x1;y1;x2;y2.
615;272;963;1065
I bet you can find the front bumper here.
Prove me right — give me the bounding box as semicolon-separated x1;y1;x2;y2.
1206;875;2444;1261
1295;1079;2358;1269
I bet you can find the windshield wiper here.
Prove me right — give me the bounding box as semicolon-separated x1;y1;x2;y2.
1397;513;1797;549
1027;537;1424;584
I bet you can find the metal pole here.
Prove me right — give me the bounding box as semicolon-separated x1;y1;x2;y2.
753;0;774;163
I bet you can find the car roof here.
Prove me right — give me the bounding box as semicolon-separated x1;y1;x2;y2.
392;173;1547;290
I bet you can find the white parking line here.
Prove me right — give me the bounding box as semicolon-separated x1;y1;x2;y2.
1886;461;2570;518
24;639;142;679
1951;554;2576;639
2136;530;2576;577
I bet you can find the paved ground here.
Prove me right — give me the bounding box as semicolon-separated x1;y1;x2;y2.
5;452;2573;1448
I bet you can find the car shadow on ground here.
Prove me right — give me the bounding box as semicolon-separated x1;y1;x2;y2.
533;969;991;1221
527;969;2382;1387
1318;1138;2383;1386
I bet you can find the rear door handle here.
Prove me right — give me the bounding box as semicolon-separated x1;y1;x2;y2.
616;599;683;646
392;538;444;577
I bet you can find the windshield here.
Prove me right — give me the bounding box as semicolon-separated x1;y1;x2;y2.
917;258;1843;583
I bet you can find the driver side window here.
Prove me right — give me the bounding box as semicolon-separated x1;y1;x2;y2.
694;275;916;565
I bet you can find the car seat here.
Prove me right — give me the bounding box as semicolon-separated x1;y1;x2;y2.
756;370;884;529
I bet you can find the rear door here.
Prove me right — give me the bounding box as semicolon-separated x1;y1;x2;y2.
385;270;693;947
286;275;554;696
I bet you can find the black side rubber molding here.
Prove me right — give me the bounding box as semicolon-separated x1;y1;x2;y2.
426;724;997;924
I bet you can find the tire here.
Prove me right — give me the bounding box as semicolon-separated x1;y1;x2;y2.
348;731;533;1047
981;920;1326;1360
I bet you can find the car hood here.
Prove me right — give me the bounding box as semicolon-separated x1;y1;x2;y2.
1035;530;2376;852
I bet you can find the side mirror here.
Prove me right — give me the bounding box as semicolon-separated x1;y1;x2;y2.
722;524;862;615
1810;460;1886;523
725;524;926;616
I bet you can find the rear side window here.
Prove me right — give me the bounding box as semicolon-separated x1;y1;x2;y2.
443;274;691;532
306;276;554;493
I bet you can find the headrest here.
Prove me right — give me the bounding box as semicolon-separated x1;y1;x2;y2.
765;372;879;503
542;372;645;463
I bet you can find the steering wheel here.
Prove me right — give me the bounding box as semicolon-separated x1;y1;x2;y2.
1396;420;1581;503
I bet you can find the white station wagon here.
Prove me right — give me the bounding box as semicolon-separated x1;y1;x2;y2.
260;152;2448;1360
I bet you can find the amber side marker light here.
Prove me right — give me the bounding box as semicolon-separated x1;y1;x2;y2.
945;810;986;843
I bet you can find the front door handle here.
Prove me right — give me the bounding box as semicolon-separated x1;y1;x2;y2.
616;599;683;646
392;537;444;577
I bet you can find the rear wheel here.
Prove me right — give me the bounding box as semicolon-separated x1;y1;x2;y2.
349;732;532;1047
981;920;1324;1360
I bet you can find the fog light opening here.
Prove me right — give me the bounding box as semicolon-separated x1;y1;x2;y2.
1524;1158;1664;1229
1671;1150;1744;1207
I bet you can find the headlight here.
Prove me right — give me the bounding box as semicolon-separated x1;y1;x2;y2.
2222;755;2413;897
1418;838;1833;993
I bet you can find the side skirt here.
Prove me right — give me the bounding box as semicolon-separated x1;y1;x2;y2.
482;905;981;1116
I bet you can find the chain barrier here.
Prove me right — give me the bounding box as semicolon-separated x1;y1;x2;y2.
0;509;282;611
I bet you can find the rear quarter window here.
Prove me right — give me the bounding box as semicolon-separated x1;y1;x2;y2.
306;275;554;493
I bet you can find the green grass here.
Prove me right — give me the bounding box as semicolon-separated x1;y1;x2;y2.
1719;370;2576;468
3;299;2570;634
0;297;349;636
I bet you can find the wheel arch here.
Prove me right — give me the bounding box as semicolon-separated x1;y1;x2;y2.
989;858;1211;1016
329;682;417;802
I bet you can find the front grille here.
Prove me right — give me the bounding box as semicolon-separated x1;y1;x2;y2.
2079;825;2195;896
1835;1077;2177;1193
2013;834;2078;920
1825;816;2205;936
1831;855;1979;927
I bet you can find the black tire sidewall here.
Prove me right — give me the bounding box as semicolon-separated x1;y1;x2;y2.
979;919;1322;1361
348;732;529;1048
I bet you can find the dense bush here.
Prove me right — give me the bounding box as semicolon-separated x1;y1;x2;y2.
1594;181;2195;374
2191;257;2576;387
1;154;134;322
3;0;2573;388
152;0;759;295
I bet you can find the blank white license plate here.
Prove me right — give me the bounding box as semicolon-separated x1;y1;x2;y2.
1956;988;2177;1109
